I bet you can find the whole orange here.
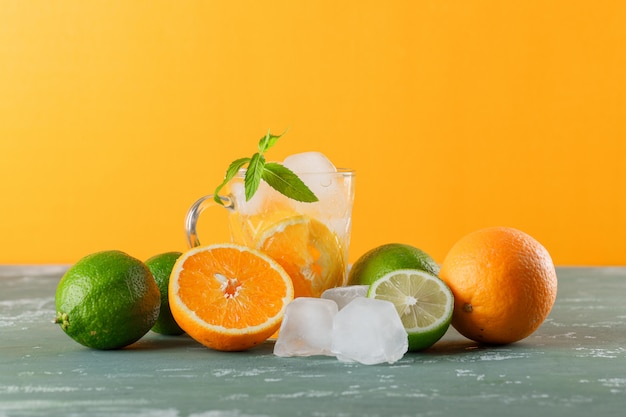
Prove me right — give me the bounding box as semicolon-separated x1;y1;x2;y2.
438;227;557;345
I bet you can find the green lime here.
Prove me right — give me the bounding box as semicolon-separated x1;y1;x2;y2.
145;251;185;335
54;250;160;350
367;269;453;351
347;243;439;286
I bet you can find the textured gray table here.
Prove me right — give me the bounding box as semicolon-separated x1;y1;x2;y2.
1;266;625;417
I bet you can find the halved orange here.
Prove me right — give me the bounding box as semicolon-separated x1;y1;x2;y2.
168;243;294;351
255;215;345;298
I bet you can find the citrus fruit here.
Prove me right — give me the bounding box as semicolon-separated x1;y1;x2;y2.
367;269;454;351
255;215;345;298
438;226;558;345
145;251;185;335
348;243;439;286
228;204;296;247
168;243;294;351
54;250;160;350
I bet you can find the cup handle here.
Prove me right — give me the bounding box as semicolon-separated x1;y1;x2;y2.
185;194;233;247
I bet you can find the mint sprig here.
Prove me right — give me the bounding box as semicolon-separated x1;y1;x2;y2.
214;130;319;205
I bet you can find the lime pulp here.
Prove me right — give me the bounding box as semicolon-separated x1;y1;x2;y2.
367;269;454;351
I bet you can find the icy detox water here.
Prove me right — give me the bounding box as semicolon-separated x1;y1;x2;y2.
226;152;356;298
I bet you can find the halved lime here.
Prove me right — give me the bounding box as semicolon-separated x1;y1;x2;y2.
367;269;454;351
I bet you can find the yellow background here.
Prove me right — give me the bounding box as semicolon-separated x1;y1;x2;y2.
1;1;624;266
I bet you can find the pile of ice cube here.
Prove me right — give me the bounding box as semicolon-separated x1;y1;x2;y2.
273;286;409;365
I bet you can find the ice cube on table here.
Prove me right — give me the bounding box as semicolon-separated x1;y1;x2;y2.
331;297;408;365
273;297;338;357
321;285;369;310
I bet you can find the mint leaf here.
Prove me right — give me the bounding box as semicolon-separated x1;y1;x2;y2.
244;153;265;201
263;162;318;203
258;129;286;153
214;157;250;205
213;129;318;204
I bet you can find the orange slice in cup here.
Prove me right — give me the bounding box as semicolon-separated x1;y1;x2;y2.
255;215;346;298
